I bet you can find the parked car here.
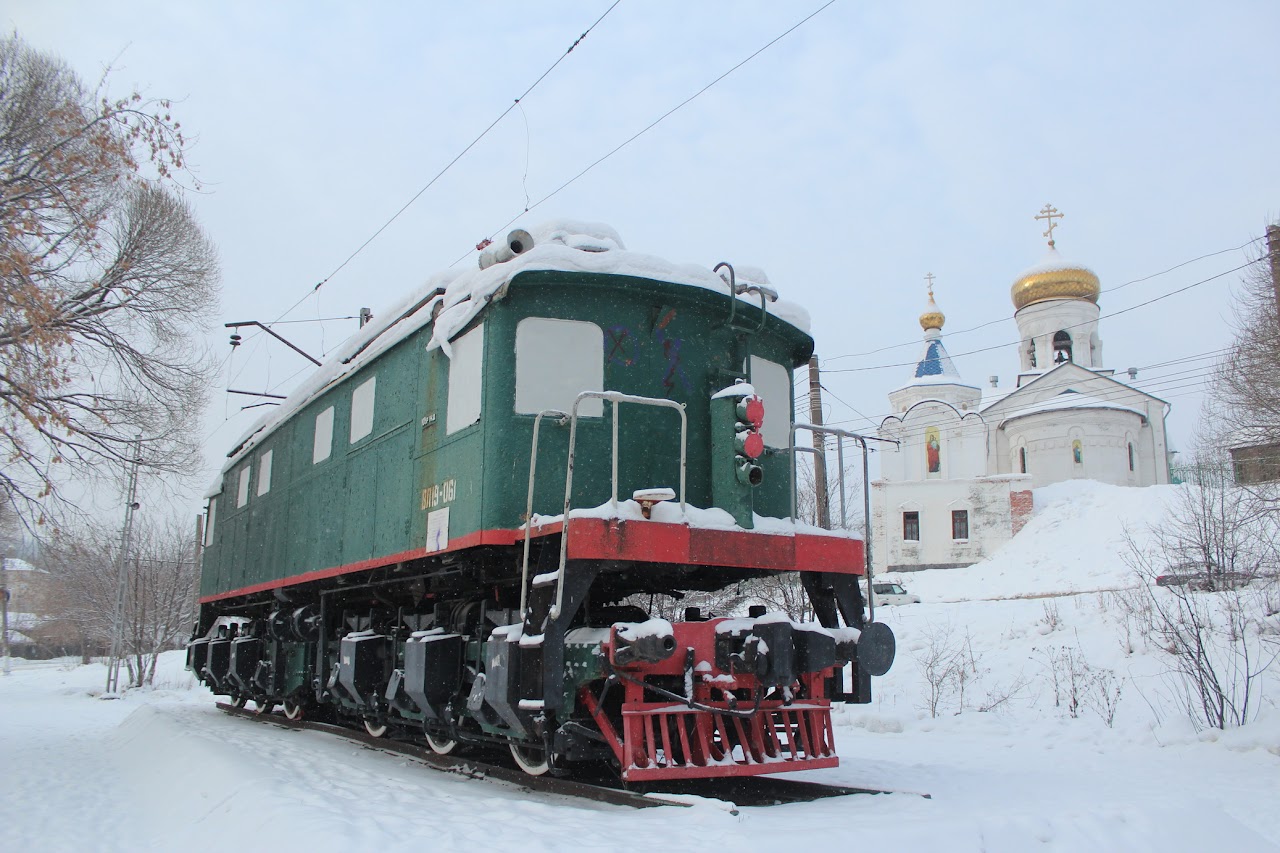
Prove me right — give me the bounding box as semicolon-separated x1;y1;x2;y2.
872;581;921;606
1155;562;1253;591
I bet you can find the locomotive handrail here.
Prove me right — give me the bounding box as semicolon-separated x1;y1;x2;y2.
550;391;688;621
520;409;569;619
789;423;898;626
714;261;776;332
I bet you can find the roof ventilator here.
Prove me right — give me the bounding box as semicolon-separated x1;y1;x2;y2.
478;229;535;270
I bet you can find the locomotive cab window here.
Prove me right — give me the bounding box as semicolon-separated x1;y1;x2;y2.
748;356;792;448
313;406;335;463
203;497;217;546
257;450;273;496
447;324;485;434
350;376;376;444
516;318;603;417
236;466;250;508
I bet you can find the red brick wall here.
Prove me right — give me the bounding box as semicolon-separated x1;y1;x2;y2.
1010;489;1034;536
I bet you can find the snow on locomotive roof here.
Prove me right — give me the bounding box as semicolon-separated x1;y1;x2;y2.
212;221;812;484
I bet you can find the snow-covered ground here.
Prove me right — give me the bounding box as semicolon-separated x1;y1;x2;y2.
2;481;1278;852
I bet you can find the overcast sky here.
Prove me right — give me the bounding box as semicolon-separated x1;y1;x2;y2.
9;1;1280;514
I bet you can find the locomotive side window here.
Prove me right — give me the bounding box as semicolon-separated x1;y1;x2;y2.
203;497;217;546
313;406;335;463
447;324;484;434
257;449;273;496
515;318;603;417
236;466;251;508
350;376;377;444
748;356;792;448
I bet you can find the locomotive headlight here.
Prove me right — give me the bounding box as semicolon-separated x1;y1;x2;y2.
736;458;764;487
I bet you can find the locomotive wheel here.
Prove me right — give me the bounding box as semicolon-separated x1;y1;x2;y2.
363;719;389;738
231;696;248;709
509;740;550;776
282;700;305;721
253;699;276;716
424;728;458;756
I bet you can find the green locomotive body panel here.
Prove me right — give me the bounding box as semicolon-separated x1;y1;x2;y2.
201;268;812;600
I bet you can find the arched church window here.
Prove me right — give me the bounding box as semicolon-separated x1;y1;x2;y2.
1128;443;1135;472
1027;338;1037;368
1053;331;1073;364
1019;446;1027;473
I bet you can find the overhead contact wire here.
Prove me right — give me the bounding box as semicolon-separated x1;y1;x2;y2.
270;1;624;325
472;0;839;254
824;236;1265;363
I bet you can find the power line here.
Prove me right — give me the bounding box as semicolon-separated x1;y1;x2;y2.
1101;238;1262;295
270;315;360;325
268;2;623;326
827;367;1218;438
465;0;839;260
820;343;1240;433
823;236;1265;363
823;258;1261;375
818;382;879;430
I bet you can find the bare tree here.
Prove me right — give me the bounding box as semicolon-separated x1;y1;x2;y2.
42;515;198;686
1209;225;1280;503
793;452;865;531
0;34;220;525
1122;450;1280;729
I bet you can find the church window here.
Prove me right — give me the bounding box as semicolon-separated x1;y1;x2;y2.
903;511;920;541
951;510;969;540
1072;439;1083;465
1027;339;1037;368
1019;446;1027;474
1053;331;1073;364
1128;443;1135;472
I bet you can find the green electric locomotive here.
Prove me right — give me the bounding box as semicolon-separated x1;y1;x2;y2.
188;221;895;781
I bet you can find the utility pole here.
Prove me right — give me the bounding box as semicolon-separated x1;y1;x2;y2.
807;355;831;529
105;437;142;695
1;552;10;676
1267;225;1280;319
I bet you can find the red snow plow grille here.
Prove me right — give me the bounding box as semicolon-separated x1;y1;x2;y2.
590;695;837;781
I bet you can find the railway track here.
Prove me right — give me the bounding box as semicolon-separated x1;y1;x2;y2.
216;702;922;809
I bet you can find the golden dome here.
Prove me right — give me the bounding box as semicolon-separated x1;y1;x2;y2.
919;292;945;331
1010;249;1100;311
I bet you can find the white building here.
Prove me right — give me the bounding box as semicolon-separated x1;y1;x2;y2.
871;217;1170;572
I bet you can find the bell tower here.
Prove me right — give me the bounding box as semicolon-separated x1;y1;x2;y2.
1010;205;1103;374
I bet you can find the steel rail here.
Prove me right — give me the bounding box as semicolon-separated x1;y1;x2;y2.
214;702;921;806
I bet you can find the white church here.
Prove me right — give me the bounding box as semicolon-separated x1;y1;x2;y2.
870;207;1171;572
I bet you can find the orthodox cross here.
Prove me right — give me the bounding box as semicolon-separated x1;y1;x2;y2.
925;271;936;298
1035;203;1063;248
